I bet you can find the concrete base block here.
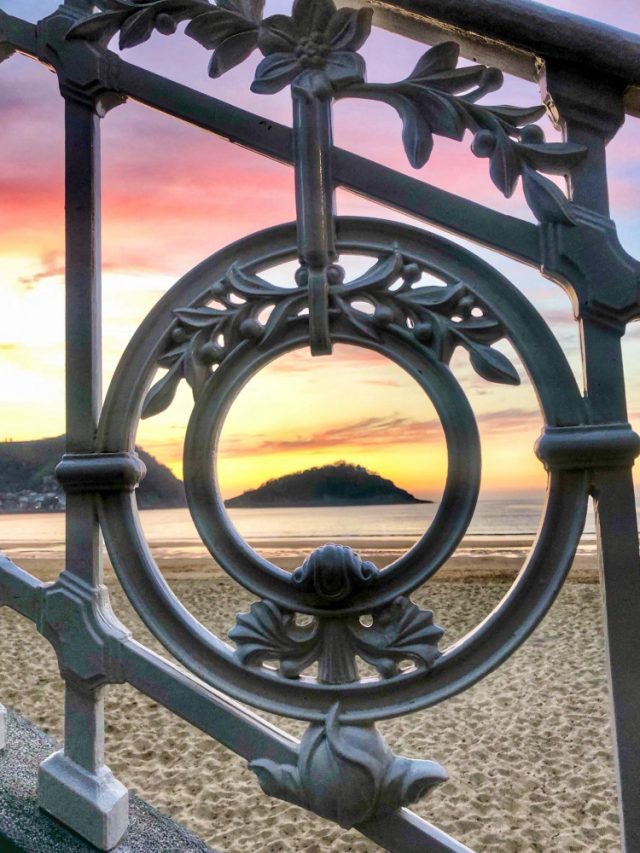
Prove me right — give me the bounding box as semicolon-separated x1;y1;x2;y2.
0;705;6;751
38;750;128;851
1;707;214;851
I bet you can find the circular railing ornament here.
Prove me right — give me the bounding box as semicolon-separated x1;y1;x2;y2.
98;218;589;727
70;0;593;829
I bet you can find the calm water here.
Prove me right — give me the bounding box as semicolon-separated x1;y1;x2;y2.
2;497;634;561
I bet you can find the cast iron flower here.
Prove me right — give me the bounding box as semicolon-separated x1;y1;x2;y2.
252;0;373;97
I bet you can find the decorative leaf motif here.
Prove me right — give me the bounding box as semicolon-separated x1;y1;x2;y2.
66;10;127;42
334;38;587;222
321;51;366;91
229;599;317;677
230;551;442;684
326;7;372;52
140;261;313;411
250;759;306;809
488;132;521;198
407;40;459;79
354;596;443;677
119;7;156;49
184;2;263;76
400;102;434;169
257;14;296;53
66;1;587;222
260;293;307;346
521;166;577;226
174;306;228;326
379;597;443;659
141;358;183;419
185;8;256;48
291;0;335;33
383;755;448;809
156;343;188;367
485;104;546;124
516;141;587;175
68;0;213;47
341;251;404;293
399;281;464;309
141;247;519;421
226;264;282;297
225;0;264;23
454;316;502;343
424;65;492;95
467;341;520;386
460;67;504;102
334;296;382;341
67;2;585;223
251;51;300;93
208;28;259;76
409;91;464;142
335;255;518;383
183;334;210;398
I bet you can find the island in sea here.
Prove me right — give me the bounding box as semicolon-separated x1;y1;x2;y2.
224;461;431;508
0;442;430;512
0;436;186;512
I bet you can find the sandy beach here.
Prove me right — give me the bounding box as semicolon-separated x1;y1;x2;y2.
0;539;619;852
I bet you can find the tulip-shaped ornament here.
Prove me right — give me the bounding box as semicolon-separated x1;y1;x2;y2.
250;704;447;828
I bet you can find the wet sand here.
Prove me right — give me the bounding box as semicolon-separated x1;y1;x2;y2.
2;534;600;584
0;542;619;852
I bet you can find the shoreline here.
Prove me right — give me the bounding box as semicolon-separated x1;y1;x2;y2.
1;533;600;583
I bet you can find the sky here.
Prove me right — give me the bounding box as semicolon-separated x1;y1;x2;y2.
0;0;639;500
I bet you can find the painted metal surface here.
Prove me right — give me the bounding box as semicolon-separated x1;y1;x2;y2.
350;0;640;117
1;1;639;851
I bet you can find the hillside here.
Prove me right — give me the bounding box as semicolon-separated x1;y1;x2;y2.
0;436;186;511
225;462;430;508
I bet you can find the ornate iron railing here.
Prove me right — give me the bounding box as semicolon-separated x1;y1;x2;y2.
1;1;639;850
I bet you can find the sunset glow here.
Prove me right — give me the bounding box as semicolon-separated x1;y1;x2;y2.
2;0;639;501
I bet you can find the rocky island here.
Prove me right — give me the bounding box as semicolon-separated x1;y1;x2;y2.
225;462;431;508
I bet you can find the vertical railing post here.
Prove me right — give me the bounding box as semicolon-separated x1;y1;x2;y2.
37;94;128;850
0;704;6;750
543;64;640;853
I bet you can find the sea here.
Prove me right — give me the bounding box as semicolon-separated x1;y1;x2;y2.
2;496;639;565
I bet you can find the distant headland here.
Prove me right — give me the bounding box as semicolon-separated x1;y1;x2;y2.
0;442;431;513
0;436;186;512
224;462;431;508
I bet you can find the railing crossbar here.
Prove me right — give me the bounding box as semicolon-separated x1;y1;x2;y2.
0;553;469;852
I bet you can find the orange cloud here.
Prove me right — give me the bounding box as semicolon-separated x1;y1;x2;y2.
220;415;443;458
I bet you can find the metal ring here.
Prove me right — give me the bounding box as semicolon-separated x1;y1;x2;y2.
183;323;480;616
98;217;588;722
